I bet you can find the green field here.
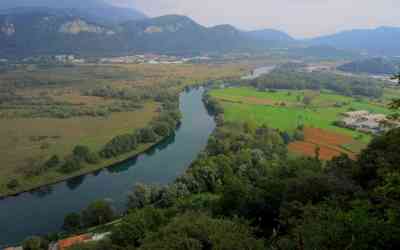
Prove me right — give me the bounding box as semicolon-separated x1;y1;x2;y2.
211;87;393;142
0;63;248;196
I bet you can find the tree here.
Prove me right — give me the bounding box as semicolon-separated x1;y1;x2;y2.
128;183;151;209
23;236;48;250
153;122;171;137
63;212;81;232
73;145;91;162
111;208;167;248
389;73;400;109
7;179;19;189
81;200;114;227
59;156;82;173
139;213;264;250
45;155;61;168
137;128;158;143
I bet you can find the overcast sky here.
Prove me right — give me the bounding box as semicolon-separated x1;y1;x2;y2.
109;0;400;38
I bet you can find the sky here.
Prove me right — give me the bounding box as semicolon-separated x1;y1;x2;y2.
109;0;400;38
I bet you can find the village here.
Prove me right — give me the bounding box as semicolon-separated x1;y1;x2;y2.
340;110;399;134
4;232;111;250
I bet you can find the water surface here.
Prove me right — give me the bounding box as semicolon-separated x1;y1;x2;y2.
0;88;215;246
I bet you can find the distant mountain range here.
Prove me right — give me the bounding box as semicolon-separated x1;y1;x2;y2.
0;8;295;58
309;26;400;56
0;0;147;24
0;2;399;58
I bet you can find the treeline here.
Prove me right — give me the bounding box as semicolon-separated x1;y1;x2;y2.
248;68;384;98
7;93;181;190
44;120;400;250
337;58;399;75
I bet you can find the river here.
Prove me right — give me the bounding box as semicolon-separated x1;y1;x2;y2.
0;87;216;246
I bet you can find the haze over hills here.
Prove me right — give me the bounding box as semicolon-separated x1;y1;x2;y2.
247;29;296;46
0;9;295;58
309;26;400;56
0;0;147;24
0;1;399;58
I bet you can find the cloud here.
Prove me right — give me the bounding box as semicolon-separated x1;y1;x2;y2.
109;0;400;38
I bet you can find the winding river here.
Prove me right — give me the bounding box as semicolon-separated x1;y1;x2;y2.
0;88;215;246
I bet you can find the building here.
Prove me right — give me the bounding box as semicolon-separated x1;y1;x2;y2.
341;110;397;134
57;234;92;250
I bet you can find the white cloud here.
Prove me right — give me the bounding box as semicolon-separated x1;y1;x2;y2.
109;0;400;38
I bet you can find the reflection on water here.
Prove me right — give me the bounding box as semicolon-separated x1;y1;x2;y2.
66;175;86;191
0;87;215;246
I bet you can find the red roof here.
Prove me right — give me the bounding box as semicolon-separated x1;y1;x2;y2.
58;234;91;250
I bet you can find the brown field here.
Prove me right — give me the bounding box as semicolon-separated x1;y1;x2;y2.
0;63;248;196
288;127;356;160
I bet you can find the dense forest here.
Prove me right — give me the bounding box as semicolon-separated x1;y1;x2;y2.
23;90;400;250
247;67;384;98
337;58;399;75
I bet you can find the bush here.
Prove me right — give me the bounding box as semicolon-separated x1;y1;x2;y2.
153;122;171;137
63;212;81;232
59;156;82;173
45;155;61;168
23;236;48;250
101;134;138;158
7;179;19;189
73;145;91;162
137;128;158;143
81;200;114;227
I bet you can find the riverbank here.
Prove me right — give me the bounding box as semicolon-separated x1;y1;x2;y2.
0;87;216;245
0;136;169;198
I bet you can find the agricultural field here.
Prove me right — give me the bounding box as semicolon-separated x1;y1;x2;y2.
210;87;395;160
0;63;248;196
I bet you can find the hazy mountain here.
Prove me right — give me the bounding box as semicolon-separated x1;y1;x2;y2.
337;58;399;75
0;0;147;24
285;45;359;60
0;11;281;58
247;29;295;46
0;10;126;57
309;26;400;56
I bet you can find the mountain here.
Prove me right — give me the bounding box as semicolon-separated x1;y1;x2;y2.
309;26;400;56
0;0;147;24
287;45;359;60
337;58;399;75
0;11;280;58
0;10;126;57
247;29;295;46
119;16;269;55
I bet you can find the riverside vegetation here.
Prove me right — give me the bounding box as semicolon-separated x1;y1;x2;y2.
23;80;400;250
0;63;248;196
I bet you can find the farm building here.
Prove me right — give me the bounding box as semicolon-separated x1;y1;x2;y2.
341;110;396;134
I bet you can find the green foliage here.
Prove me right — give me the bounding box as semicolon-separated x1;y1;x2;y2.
23;236;48;250
7;178;19;189
45;155;61;169
81;200;114;228
63;212;81;232
338;58;398;75
137;127;158;144
153;122;171;137
59;156;82;174
139;213;265;250
101;134;138;158
356;128;400;188
111;208;168;248
250;69;384;98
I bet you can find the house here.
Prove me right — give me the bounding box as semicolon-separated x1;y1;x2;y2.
58;234;92;250
340;110;396;134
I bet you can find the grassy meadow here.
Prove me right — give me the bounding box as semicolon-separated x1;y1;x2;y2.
0;63;248;196
210;87;394;159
